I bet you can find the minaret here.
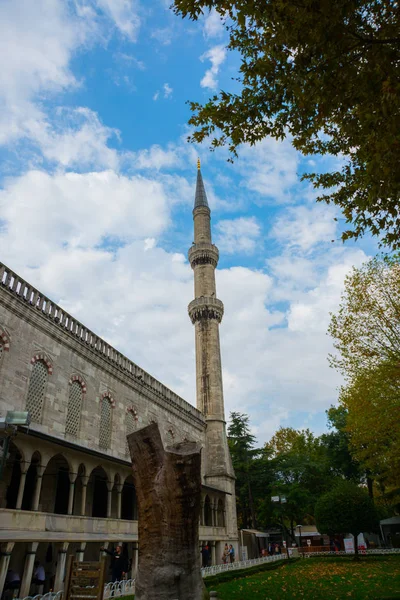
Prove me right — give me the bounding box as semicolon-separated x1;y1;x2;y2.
188;159;235;491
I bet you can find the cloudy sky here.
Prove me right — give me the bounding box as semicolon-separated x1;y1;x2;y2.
0;0;376;443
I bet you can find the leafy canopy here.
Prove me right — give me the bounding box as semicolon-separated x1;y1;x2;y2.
339;362;400;489
328;256;400;378
315;480;378;555
173;0;400;248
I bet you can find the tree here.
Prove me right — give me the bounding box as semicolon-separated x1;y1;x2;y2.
339;363;400;490
320;406;363;483
315;480;378;559
173;0;400;249
328;256;400;378
228;412;261;528
266;428;337;538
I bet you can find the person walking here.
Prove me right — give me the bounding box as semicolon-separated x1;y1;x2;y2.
228;545;235;563
100;546;128;582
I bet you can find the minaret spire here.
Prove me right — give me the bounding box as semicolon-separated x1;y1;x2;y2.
188;161;235;482
194;161;209;210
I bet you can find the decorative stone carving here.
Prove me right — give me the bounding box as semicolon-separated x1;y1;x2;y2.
188;243;219;269
128;422;205;600
188;297;224;324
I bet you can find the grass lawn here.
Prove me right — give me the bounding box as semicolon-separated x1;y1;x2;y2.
212;556;400;599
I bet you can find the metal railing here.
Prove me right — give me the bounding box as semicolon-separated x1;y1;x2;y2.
201;552;287;577
103;579;135;598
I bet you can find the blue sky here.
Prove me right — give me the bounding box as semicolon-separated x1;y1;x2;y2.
0;0;376;443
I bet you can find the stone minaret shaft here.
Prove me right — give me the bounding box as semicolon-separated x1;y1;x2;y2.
188;162;234;481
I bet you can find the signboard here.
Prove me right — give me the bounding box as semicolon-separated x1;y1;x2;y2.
241;547;248;561
344;538;354;553
64;558;106;600
271;496;280;503
306;539;311;546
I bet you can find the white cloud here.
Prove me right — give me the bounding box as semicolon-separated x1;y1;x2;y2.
0;169;171;265
0;0;84;144
237;137;300;203
200;45;226;89
203;9;224;39
32;108;120;170
94;0;141;41
215;217;261;255
0;0;141;148
132;144;183;170
271;204;338;250
163;83;173;98
151;27;172;45
153;91;160;101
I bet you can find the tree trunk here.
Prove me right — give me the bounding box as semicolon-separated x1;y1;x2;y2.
353;533;360;560
127;423;205;600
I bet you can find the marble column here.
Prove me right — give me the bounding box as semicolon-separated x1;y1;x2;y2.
20;542;39;598
16;463;29;510
53;543;69;591
211;541;216;565
106;482;113;518
80;476;88;516
32;466;45;511
0;542;15;599
116;483;123;519
211;500;216;527
76;542;86;562
68;473;77;515
132;542;138;576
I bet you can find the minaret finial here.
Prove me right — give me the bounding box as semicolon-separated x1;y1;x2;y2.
197;157;201;170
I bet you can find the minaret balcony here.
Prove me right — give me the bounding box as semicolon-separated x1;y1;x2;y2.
188;243;219;269
188;296;224;324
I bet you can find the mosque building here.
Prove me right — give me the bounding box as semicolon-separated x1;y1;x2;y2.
0;163;237;596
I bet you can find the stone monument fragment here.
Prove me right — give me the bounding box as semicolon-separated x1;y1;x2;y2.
128;423;205;600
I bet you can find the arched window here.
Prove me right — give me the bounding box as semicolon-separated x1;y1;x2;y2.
65;381;83;436
0;328;10;367
204;495;212;526
26;360;49;423
99;395;113;449
125;408;137;456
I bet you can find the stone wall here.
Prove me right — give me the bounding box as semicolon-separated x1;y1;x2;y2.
0;263;206;464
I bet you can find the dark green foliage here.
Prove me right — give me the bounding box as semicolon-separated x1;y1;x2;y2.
320;406;362;482
173;0;400;249
315;480;379;557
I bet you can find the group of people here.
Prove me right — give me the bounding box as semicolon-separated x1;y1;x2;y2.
3;561;45;599
221;543;235;564
267;543;282;555
201;543;235;567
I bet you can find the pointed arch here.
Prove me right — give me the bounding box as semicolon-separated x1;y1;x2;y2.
26;356;52;423
204;495;212;526
65;376;86;436
99;393;114;450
